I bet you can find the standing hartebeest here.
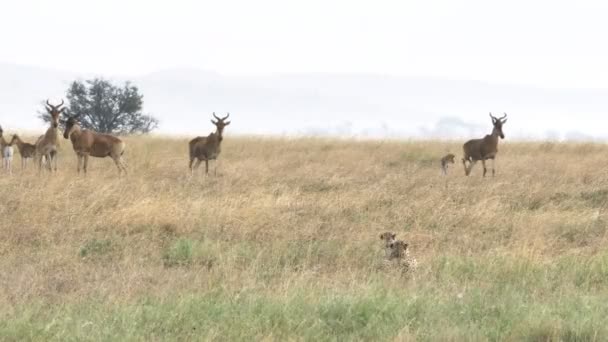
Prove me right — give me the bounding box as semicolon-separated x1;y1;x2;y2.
462;113;507;177
63;115;127;175
189;112;231;175
36;99;65;172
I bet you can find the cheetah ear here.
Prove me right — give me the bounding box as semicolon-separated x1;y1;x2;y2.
379;234;383;240
391;233;396;239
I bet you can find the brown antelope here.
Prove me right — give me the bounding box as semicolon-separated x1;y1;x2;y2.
440;153;456;175
189;112;230;175
36;99;65;172
63;115;127;175
10;134;37;170
0;126;14;174
462;113;507;177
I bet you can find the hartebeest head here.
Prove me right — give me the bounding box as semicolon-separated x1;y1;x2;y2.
45;99;66;128
490;112;507;139
211;112;231;135
63;114;80;139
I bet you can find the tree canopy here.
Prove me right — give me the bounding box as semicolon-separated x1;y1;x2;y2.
40;78;158;134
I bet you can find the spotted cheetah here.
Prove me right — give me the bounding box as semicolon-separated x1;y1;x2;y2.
380;232;418;273
388;240;418;272
380;232;397;258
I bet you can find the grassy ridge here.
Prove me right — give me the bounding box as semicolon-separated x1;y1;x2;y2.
1;136;608;340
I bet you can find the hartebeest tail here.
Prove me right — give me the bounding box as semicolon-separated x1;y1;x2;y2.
462;112;507;177
36;99;65;172
63;115;127;175
10;134;36;170
189;112;231;175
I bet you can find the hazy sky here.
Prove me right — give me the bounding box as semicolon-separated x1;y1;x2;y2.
2;0;608;88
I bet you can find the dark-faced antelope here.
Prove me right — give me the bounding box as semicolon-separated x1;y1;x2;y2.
63;115;127;175
189;112;230;175
36;99;65;172
10;134;37;170
0;126;14;174
462;113;507;177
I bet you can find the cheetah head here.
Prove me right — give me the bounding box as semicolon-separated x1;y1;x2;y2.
379;232;397;248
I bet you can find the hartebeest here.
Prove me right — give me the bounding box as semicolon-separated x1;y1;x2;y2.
462;113;507;177
36;99;65;172
10;134;36;170
0;126;14;173
63;115;127;175
189;112;230;175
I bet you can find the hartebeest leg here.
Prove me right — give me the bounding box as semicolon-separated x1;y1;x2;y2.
192;159;202;171
119;157;127;175
205;160;209;175
112;156;125;175
83;154;89;175
491;158;496;177
482;160;487;177
77;154;83;174
53;152;58;172
466;160;477;176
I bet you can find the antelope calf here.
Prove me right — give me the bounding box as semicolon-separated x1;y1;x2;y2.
10;134;36;170
189;112;231;175
63;115;127;175
440;153;456;175
462;113;507;177
36;99;65;172
0;126;13;174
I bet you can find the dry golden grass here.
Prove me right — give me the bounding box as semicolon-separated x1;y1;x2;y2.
1;136;608;340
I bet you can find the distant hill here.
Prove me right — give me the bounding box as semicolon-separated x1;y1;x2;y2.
1;63;607;140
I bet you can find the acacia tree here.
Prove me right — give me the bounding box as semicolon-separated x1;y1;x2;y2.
40;78;158;134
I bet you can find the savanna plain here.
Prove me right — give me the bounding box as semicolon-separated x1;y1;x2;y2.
1;136;608;341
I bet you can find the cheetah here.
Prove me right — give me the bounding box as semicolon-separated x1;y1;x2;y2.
440;153;456;175
388;240;418;272
379;232;397;258
379;232;418;273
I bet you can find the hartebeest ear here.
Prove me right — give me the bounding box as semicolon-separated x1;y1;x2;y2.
224;121;231;126
211;120;217;125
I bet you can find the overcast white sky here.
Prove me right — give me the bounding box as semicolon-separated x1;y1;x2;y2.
2;0;608;88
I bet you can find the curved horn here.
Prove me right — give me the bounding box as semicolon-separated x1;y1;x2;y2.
499;112;507;121
213;112;220;121
489;112;497;122
57;99;64;108
46;99;53;108
221;112;230;121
